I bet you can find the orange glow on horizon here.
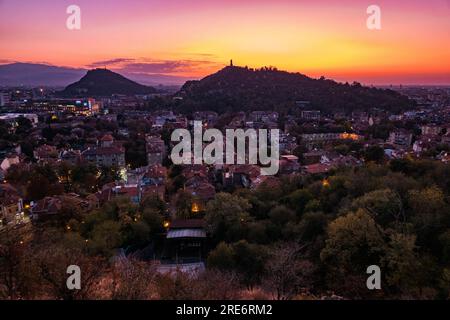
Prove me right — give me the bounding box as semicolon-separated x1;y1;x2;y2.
1;0;450;84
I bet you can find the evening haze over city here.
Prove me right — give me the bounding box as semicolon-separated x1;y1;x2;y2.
1;0;450;85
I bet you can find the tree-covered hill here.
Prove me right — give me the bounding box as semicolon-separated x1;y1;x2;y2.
60;69;158;97
175;66;414;114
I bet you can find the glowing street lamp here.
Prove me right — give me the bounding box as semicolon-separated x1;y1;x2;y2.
191;202;200;214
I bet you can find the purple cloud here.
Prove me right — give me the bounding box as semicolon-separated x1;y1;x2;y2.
87;58;135;68
87;58;221;75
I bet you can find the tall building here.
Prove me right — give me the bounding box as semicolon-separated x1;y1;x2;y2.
146;135;166;166
0;92;11;107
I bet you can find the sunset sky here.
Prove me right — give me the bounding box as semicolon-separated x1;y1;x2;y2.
1;0;450;84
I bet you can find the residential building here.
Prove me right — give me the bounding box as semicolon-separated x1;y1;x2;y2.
59;149;82;165
146;135;166;166
279;155;300;174
301;110;321;121
163;219;207;264
420;125;442;136
82;134;125;168
31;194;89;221
34;144;58;164
0;184;24;226
301;132;361;143
388;129;413;148
0;113;39;127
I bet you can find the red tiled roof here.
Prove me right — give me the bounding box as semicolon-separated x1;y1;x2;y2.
116;186;139;197
83;146;124;156
304;163;331;174
230;164;261;180
144;165;167;178
185;183;216;201
100;134;114;141
95;146;124;156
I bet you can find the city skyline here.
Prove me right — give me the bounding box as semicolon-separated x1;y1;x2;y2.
1;0;450;85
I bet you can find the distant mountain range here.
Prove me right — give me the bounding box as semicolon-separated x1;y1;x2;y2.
60;69;158;97
176;66;414;114
0;63;85;87
0;63;192;87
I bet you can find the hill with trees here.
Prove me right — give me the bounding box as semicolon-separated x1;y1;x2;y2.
174;66;414;114
60;69;158;97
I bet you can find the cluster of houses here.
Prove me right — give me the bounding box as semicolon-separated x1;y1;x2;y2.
3;104;449;229
382;124;450;161
1;85;450;271
31;134;126;168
